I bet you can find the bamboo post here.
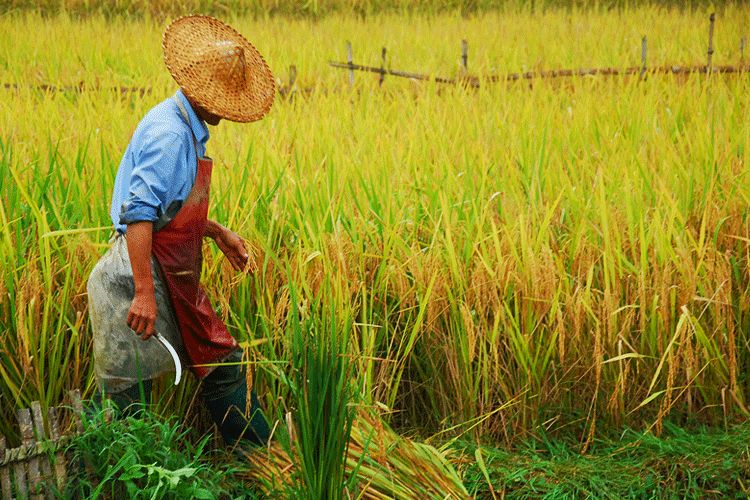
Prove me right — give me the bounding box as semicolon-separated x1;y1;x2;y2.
31;401;52;489
12;444;29;498
346;41;354;88
69;389;84;433
461;39;468;74
47;408;65;486
287;64;297;98
741;37;746;65
16;409;35;498
640;36;647;79
289;65;297;88
707;12;715;74
69;388;97;487
47;407;67;492
0;436;11;499
379;47;387;86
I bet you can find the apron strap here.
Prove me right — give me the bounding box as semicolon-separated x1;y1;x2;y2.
172;95;202;159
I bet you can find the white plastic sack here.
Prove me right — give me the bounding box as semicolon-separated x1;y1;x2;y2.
87;235;186;393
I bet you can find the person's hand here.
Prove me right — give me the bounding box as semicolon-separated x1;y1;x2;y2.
214;227;250;272
127;290;157;340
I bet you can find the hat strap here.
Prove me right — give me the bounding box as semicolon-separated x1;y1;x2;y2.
172;95;201;159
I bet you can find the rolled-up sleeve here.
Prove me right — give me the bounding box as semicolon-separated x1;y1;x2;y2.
118;130;188;226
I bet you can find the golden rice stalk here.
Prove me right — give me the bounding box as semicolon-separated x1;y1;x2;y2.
243;410;470;499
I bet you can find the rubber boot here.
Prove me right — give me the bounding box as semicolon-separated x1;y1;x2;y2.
204;383;271;446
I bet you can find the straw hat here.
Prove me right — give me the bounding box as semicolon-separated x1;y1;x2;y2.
163;15;275;123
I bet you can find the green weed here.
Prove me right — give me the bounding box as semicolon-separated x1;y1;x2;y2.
65;403;253;499
459;421;750;498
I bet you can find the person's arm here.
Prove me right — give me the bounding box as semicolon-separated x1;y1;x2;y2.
205;219;250;272
119;131;187;340
126;221;157;340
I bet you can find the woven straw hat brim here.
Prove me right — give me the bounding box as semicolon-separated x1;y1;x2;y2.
163;15;275;123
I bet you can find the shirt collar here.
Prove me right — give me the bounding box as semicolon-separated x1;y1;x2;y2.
175;89;210;146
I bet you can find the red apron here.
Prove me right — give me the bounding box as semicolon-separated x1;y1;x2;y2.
152;98;238;378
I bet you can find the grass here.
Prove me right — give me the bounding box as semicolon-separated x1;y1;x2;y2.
0;4;749;495
65;400;750;498
0;0;730;19
459;421;750;498
65;403;255;499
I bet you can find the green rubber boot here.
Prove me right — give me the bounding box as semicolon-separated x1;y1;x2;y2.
204;383;271;446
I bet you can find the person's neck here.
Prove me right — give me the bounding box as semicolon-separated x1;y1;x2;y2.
182;91;221;126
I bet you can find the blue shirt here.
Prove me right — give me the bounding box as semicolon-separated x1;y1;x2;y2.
110;90;209;233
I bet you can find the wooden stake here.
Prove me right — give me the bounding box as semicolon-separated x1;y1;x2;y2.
346;41;354;87
461;39;468;74
47;407;67;491
0;436;11;500
741;37;746;65
640;36;647;80
707;12;715;74
379;47;387;86
286;64;297;98
16;409;34;498
69;389;84;433
289;65;297;89
69;389;97;490
31;401;52;487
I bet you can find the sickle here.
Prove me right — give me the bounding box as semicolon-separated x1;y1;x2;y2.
153;332;182;385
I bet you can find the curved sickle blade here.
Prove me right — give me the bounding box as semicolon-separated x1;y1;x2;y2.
154;332;182;385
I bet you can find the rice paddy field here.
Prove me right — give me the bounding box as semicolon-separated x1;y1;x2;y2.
1;1;750;497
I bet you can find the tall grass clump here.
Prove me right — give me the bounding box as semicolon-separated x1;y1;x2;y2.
283;288;355;499
246;408;471;498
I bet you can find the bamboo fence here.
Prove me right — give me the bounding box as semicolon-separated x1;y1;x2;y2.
328;13;746;88
0;390;84;499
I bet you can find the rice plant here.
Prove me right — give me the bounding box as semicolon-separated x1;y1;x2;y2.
284;289;355;499
0;6;749;495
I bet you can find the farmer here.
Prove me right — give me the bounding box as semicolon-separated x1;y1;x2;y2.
86;15;276;447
